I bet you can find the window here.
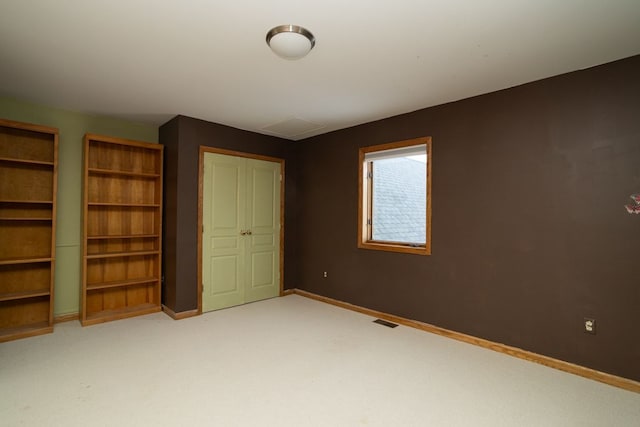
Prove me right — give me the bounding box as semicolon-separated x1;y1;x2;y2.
358;137;432;255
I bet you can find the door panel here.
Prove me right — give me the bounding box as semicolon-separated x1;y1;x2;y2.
212;237;239;249
250;251;274;287
212;163;241;230
202;153;245;312
244;159;280;303
202;153;281;311
250;165;275;228
210;256;238;293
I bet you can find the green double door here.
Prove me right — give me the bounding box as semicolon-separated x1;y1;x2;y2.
202;152;281;312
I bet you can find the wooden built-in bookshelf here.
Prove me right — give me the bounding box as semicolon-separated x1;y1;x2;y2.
0;118;58;342
81;134;163;326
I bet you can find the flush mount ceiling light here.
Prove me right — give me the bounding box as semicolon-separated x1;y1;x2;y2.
266;25;315;60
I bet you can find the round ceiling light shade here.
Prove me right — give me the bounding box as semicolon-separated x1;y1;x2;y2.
266;25;315;60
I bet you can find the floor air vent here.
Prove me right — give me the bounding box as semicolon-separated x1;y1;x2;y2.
373;319;398;328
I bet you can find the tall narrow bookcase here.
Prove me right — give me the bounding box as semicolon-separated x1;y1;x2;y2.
0;118;58;342
81;134;163;326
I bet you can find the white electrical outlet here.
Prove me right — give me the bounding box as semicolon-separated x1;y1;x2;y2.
323;271;327;278
584;318;596;334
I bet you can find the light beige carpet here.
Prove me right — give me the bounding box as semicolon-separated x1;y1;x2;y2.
1;294;638;426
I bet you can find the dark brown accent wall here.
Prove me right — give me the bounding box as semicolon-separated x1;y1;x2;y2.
160;116;297;313
160;55;640;382
296;55;640;381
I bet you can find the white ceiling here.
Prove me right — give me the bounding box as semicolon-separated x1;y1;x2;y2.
1;1;639;140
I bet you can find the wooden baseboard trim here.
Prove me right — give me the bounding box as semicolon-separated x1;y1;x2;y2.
162;305;199;320
54;313;79;324
290;289;640;394
281;289;295;296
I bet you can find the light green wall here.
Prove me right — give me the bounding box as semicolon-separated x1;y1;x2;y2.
0;97;158;316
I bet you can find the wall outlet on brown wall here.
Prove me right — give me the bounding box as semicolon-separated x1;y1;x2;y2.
584;318;596;335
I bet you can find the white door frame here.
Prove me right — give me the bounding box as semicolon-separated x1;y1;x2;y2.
197;146;285;314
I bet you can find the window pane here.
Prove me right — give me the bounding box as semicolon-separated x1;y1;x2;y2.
371;156;426;244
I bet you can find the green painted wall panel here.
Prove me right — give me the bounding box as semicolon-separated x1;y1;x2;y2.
0;97;158;316
53;245;81;316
